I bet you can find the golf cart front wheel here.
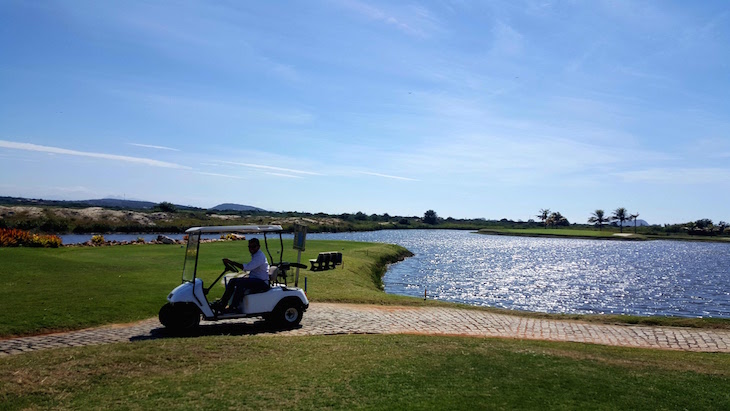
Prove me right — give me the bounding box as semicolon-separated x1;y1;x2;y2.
273;300;303;327
159;303;200;331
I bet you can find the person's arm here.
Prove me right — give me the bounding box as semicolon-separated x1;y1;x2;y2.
243;251;266;272
222;258;243;270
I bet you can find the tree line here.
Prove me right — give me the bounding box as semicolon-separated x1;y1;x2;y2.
532;207;726;237
2;198;727;237
585;208;640;233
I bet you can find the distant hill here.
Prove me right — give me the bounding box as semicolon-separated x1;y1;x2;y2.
0;196;264;212
616;219;650;227
0;196;203;211
209;203;266;212
81;198;158;209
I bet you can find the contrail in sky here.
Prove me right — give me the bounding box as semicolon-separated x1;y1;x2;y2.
129;143;180;151
219;160;322;176
360;171;419;181
0;140;190;169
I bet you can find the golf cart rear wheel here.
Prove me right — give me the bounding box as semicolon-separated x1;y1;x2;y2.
273;300;303;327
159;303;200;330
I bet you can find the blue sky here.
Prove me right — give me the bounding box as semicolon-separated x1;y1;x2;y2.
1;0;729;225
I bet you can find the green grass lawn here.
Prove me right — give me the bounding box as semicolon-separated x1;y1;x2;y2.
480;227;730;243
0;240;414;337
1;334;729;410
479;227;645;239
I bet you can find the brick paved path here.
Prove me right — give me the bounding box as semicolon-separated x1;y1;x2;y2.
2;303;730;356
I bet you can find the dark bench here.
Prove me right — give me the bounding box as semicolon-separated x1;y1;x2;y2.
329;251;342;268
309;252;343;271
309;253;328;271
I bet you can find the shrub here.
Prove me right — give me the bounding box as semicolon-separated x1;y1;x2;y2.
0;228;27;247
32;233;63;248
221;233;245;241
156;202;177;213
0;228;62;248
91;235;105;246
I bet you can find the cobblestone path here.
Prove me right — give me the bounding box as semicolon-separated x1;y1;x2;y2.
2;303;730;356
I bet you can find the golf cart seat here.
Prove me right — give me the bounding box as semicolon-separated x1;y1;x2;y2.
269;266;283;286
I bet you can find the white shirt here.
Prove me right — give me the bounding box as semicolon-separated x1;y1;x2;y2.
243;249;269;281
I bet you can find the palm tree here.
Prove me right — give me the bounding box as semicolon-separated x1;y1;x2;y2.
629;212;640;234
537;209;550;229
611;207;629;233
546;211;569;227
587;209;607;230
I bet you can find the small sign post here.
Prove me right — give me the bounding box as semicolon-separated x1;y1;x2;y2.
293;223;307;287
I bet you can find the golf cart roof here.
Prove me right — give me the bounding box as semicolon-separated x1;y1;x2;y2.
185;225;283;234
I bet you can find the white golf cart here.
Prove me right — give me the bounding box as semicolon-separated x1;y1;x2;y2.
159;225;309;332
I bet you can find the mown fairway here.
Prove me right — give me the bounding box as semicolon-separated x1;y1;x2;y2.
0;240;412;337
480;227;730;243
2;334;729;410
479;228;641;239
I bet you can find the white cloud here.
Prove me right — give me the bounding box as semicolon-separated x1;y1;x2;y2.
199;169;302;179
129;143;180;151
0;140;190;169
360;171;419;181
195;172;247;180
264;172;304;179
218;161;323;176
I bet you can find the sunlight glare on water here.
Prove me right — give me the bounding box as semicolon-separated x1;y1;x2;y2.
303;230;730;318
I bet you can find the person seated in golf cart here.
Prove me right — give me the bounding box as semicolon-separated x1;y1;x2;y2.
213;238;269;313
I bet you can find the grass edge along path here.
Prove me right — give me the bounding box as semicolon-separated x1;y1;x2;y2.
1;334;729;410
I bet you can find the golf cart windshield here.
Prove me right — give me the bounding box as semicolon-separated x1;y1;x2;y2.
181;225;284;283
182;232;200;283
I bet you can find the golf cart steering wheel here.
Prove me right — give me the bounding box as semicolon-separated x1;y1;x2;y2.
222;258;240;273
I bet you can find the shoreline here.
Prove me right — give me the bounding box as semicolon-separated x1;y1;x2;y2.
10;226;730;246
478;228;730;244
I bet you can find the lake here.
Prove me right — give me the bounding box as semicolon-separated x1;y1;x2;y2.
61;230;730;318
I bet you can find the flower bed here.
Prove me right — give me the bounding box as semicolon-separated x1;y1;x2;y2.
0;228;62;248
